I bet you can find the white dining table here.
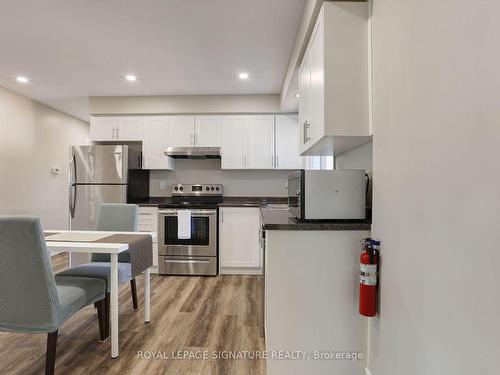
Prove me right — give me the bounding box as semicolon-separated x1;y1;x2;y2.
44;230;156;359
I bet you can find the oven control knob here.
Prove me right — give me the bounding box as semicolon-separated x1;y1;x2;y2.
206;187;210;191
211;186;214;191
216;187;220;191
179;186;183;191
174;186;179;191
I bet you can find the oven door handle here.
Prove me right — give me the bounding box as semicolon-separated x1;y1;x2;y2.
159;210;216;216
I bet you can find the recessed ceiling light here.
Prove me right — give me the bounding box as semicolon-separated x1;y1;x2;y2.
125;75;137;81
16;76;29;83
238;72;249;80
295;93;300;98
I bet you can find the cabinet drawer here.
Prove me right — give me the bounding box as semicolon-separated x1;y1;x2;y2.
137;207;158;233
138;223;156;232
137;217;156;225
138;207;158;215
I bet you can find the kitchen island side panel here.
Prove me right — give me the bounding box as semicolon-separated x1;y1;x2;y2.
265;229;370;375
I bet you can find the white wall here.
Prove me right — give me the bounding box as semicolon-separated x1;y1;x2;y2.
335;141;372;174
370;1;500;375
0;86;89;229
150;160;290;197
336;141;373;206
89;94;282;115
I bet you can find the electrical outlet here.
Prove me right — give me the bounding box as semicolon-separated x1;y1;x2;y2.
159;181;167;190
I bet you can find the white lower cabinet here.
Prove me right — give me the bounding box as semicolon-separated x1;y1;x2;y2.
137;206;159;272
219;207;261;274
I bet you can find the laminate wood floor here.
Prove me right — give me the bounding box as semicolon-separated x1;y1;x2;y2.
0;253;266;375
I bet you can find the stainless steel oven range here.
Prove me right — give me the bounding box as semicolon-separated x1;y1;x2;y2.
158;183;222;276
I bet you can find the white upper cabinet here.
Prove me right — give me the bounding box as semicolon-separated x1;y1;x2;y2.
91;114;301;171
299;48;312;150
298;2;370;156
90;117;116;141
275;114;301;169
194;116;222;147
142;117;175;170
168;116;195;147
247;115;275;169
309;17;325;148
221;116;247;169
167;115;221;147
90;116;142;141
222;115;277;170
115;117;143;141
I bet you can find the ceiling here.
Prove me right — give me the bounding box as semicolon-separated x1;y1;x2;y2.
0;0;305;121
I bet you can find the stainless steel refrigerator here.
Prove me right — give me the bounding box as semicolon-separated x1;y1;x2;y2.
69;145;149;230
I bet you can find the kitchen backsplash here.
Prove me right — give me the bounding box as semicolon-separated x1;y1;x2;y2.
149;142;373;198
150;159;290;197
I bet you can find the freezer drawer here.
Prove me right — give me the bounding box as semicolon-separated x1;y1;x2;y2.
158;256;217;276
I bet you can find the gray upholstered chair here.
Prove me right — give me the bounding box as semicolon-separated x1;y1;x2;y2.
56;204;140;338
0;217;107;375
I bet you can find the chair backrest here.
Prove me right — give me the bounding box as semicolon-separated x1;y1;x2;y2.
91;204;138;263
0;217;60;333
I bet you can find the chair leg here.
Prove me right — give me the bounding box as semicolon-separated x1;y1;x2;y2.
45;330;58;375
130;278;138;310
105;292;110;339
96;298;107;341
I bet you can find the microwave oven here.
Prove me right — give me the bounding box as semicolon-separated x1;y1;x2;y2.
288;169;366;220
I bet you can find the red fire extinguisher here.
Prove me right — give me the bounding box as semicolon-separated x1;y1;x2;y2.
359;238;379;317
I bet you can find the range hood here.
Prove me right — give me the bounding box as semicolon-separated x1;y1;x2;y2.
164;147;221;159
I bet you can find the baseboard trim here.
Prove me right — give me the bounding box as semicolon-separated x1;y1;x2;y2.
365;368;373;375
220;267;263;275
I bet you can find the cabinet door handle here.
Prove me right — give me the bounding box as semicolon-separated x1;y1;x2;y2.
303;121;311;144
276;155;279;168
191;134;195;145
116;127;120;139
244;155;247;168
112;127;116;139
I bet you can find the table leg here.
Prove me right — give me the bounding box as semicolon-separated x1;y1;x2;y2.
144;267;151;323
110;253;119;358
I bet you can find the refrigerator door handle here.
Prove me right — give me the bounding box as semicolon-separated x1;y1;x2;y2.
69;185;77;218
69;154;77;218
70;154;77;185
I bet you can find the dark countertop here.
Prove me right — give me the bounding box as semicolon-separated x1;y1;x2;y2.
131;197;174;207
218;196;288;207
130;196;288;208
260;208;372;231
131;196;371;231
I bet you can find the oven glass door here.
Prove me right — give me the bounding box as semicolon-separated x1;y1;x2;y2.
164;216;210;246
159;209;217;257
